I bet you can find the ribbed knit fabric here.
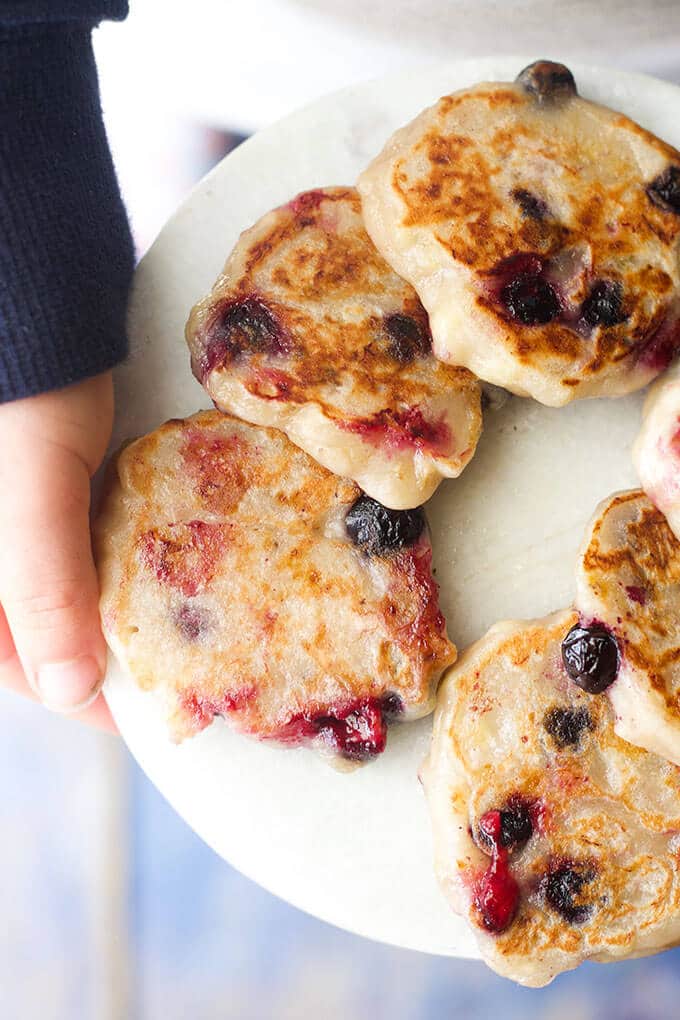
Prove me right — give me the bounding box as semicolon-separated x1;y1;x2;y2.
0;2;127;26
0;3;133;402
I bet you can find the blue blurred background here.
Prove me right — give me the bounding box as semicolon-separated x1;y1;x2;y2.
4;3;680;1017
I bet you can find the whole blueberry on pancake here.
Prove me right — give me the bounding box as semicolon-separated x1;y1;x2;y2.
422;609;680;986
575;489;680;766
633;358;680;542
94;412;454;765
186;187;481;510
358;62;680;406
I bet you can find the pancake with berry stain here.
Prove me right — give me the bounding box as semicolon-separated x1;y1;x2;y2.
633;358;680;541
358;60;680;406
574;489;680;766
186;186;481;510
94;411;454;765
422;608;680;986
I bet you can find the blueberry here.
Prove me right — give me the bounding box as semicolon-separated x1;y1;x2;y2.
499;802;533;848
561;624;620;694
581;280;627;328
345;495;426;556
542;863;595;925
478;799;533;852
512;188;550;221
501;274;561;325
205;295;287;366
516;61;577;103
381;691;404;720
647;166;680;216
384;313;431;362
543;706;592;749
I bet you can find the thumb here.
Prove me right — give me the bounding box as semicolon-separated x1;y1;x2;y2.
0;437;106;713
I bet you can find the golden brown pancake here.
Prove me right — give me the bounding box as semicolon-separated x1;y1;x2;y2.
358;61;680;406
94;411;455;765
186;187;481;510
423;609;680;986
575;489;680;766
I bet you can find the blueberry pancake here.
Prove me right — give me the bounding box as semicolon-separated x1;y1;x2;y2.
633;359;680;540
358;61;680;406
186;187;482;510
94;411;455;764
574;489;680;766
422;609;680;986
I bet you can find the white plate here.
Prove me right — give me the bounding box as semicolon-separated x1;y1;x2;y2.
105;58;680;957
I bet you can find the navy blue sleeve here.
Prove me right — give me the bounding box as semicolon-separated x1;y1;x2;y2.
0;2;133;402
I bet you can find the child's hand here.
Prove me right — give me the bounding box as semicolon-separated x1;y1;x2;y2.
0;373;116;731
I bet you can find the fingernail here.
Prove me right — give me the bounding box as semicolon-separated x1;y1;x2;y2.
36;656;102;713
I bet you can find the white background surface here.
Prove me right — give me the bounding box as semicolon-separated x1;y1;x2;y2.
105;59;680;956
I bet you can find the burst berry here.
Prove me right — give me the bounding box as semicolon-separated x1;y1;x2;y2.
202;295;288;373
542;862;595;925
581;280;626;328
561;624;620;694
384;313;431;362
345;495;426;556
516;61;577;103
502;274;561;325
647;165;680;216
512;188;550;221
479;802;533;851
543;706;593;748
277;698;389;761
475;858;519;933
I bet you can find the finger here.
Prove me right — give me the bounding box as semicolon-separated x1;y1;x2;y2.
0;440;106;713
0;603;117;732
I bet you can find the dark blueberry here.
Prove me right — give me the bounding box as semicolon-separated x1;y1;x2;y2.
345;495;426;556
647;165;680;216
581;280;627;328
381;691;404;720
205;296;287;364
501;274;561;325
500;802;533;847
384;313;431;362
512;188;550;221
516;61;577;103
561;624;620;694
478;800;532;852
542;863;595;925
543;706;592;749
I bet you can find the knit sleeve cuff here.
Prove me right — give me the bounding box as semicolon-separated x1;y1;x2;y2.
0;3;128;27
0;22;134;402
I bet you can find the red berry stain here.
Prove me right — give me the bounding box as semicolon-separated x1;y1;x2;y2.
637;312;680;373
288;189;327;217
671;420;680;459
339;406;452;457
383;544;447;655
247;366;295;401
181;429;253;514
274;696;392;761
625;585;648;606
474;811;520;933
139;520;227;597
180;686;256;733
